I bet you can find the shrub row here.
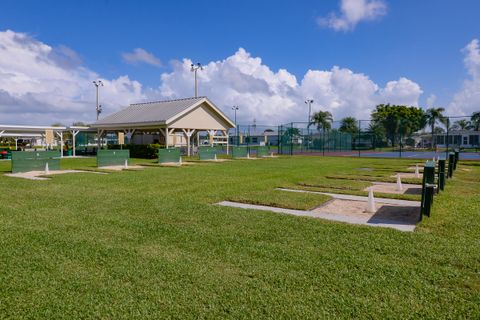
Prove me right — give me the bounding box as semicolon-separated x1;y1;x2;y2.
107;144;165;158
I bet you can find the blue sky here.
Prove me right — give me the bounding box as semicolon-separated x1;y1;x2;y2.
0;0;479;124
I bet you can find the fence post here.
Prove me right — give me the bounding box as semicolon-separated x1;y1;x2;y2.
358;120;361;157
290;122;293;156
445;117;450;160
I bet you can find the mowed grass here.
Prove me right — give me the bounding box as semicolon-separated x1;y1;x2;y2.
0;156;479;319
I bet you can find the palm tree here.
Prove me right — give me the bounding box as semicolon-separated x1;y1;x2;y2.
451;119;472;131
425;107;446;149
471;111;480;131
339;117;358;135
310;110;333;132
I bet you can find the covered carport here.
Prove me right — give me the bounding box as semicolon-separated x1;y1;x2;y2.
0;124;91;157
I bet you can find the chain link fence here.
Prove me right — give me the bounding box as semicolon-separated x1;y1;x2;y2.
228;115;480;159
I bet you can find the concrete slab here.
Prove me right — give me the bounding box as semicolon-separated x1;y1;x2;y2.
363;182;422;195
217;201;416;232
276;188;420;206
4;170;105;181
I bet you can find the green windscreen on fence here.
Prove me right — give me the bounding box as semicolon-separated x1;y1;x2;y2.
256;146;269;157
198;146;217;160
232;146;249;158
11;151;61;173
97;149;130;167
158;148;181;163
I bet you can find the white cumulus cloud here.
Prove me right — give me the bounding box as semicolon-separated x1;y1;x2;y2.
0;30;423;126
122;48;162;67
159;48;423;124
318;0;387;32
0;30;148;125
449;39;480;116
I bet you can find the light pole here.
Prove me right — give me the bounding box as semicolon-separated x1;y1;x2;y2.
93;80;104;120
232;106;239;145
305;99;314;151
305;99;314;124
190;63;203;98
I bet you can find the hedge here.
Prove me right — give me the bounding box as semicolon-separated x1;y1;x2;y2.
107;144;163;159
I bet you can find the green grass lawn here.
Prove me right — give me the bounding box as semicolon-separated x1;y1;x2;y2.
0;156;479;319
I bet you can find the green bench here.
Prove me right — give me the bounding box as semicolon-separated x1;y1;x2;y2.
11;151;61;173
158;148;181;164
198;146;217;161
232;146;249;159
97;149;130;167
256;146;270;158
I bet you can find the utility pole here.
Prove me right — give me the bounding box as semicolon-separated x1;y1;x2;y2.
190;63;203;98
93;80;104;120
232;106;239;145
305;99;314;123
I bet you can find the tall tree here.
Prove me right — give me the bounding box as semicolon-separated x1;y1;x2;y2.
339;117;358;136
451;119;472;131
471;111;480;131
425;107;446;149
310;110;333;132
371;104;425;147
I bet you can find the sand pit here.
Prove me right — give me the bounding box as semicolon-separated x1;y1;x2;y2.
5;170;105;181
363;182;422;195
313;199;420;225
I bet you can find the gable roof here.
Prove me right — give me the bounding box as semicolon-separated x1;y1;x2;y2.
92;97;235;128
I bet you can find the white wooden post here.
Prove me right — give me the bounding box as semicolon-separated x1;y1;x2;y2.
71;129;80;157
167;128;175;149
124;129;135;143
182;129;194;156
208;130;216;147
55;130;64;157
223;130;229;155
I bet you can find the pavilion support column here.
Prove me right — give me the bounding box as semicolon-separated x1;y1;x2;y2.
222;130;229;155
208;130;216;147
182;129;195;156
159;128;167;147
124;129;135;144
71;129;80;157
167;128;175;149
55;130;64;158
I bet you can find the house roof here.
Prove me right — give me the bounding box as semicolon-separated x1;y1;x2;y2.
92;96;235;128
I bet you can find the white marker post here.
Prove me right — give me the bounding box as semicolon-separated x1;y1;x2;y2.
214;153;217;161
45;162;49;175
415;164;420;178
396;173;403;191
367;188;376;213
124;159;128;169
179;156;182;165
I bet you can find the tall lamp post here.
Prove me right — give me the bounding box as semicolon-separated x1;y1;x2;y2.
93;80;104;120
305;99;314;151
232;105;239;145
305;99;314;124
190;63;203;98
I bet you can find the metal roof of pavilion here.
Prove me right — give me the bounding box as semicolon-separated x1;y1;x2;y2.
91;96;234;128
